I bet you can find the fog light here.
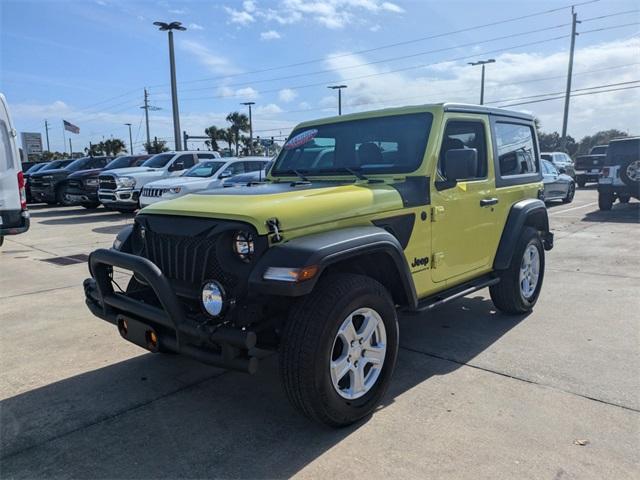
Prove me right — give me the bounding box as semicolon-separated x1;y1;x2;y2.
201;281;225;317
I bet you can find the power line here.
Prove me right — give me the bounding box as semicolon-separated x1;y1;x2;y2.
496;84;640;107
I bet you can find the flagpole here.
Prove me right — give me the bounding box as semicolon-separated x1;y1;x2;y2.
62;120;67;157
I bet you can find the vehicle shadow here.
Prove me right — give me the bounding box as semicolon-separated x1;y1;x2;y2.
581;201;639;224
39;211;134;226
92;224;133;235
0;295;525;478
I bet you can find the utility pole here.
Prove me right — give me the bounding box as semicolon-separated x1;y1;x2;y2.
241;101;255;155
124;123;133;154
140;88;161;152
468;59;495;105
561;7;579;151
328;85;347;115
44;120;50;152
154;21;186;151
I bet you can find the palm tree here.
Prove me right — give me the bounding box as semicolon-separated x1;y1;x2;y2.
226;112;249;156
218;128;235;156
102;138;127;156
204;125;220;151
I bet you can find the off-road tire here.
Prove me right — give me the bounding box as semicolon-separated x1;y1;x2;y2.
490;227;545;315
620;160;640;188
280;273;399;427
576;177;587;188
598;191;614;211
562;182;575;204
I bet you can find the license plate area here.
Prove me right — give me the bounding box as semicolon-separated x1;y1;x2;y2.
116;315;159;352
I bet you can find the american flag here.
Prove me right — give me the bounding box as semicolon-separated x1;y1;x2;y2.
63;120;80;134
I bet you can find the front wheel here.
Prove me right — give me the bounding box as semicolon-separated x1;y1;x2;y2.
490;227;545;315
280;273;399;427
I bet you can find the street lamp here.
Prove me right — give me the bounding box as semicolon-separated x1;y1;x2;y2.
327;85;347;115
154;21;186;151
468;59;495;105
241;101;255;155
124;123;133;155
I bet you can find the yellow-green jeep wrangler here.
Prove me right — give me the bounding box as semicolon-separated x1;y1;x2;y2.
84;103;553;427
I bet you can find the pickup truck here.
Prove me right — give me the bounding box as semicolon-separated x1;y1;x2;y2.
574;145;608;188
97;151;221;212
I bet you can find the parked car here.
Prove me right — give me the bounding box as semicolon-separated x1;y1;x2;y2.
65;155;149;209
24;162;50;202
140;157;270;207
30;156;112;205
98;151;220;212
541;159;575;203
1;93;30;246
540;152;575;179
574;145;608;188
222;161;274;187
597;137;640;210
84;103;554;427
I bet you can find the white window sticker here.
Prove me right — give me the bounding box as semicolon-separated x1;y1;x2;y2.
284;129;318;150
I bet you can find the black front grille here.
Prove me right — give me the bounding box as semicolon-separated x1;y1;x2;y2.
143;230;238;292
99;175;117;190
141;187;168;198
30;177;45;187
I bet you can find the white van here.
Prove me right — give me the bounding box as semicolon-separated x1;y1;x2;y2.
0;94;29;246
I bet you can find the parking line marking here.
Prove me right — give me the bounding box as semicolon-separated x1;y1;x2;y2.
549;202;597;216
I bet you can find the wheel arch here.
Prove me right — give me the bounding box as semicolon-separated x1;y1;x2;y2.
248;226;418;308
493;199;553;271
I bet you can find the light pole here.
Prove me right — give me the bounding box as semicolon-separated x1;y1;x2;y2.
327;85;347;115
468;59;495;105
124;123;133;155
154;21;186;151
241;101;255;155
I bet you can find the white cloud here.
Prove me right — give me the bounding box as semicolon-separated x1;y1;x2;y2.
95;0;107;6
179;40;240;75
256;103;283;116
320;37;640;138
216;86;259;100
169;8;185;14
189;23;204;30
369;24;381;32
224;6;255;25
278;88;298;102
260;30;281;40
224;0;403;29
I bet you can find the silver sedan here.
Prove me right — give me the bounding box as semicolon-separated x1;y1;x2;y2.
541;159;575;203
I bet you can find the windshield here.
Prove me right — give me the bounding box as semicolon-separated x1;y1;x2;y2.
42;159;73;171
142;153;174;168
105;156;135;170
184;161;226;178
64;157;92;172
272;112;433;177
540;154;552;161
26;163;47;173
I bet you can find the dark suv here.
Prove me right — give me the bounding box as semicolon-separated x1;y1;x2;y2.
598;137;640;210
30;156;112;205
65;155;150;209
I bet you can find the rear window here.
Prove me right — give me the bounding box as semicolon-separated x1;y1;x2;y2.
606;138;640;166
272;112;433;176
590;145;608;155
540;154;552;161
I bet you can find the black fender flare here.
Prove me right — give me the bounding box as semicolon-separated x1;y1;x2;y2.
248;226;418;307
493;198;553;270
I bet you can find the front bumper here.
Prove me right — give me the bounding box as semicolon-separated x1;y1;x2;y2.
98;188;140;209
84;248;258;373
575;170;601;182
66;185;99;204
30;185;56;202
598;182;640;198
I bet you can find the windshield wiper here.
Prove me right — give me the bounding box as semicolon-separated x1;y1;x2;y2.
277;169;309;182
322;167;368;181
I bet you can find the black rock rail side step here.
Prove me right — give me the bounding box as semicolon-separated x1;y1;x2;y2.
405;274;500;314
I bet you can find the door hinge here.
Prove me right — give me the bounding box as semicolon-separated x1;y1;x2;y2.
432;252;445;269
431;205;445;222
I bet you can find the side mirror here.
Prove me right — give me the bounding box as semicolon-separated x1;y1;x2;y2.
169;161;184;171
218;171;232;179
436;148;478;190
558;167;566;174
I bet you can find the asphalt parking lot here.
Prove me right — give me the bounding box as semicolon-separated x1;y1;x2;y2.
1;187;638;479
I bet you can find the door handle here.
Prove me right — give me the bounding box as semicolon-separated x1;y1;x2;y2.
480;198;499;207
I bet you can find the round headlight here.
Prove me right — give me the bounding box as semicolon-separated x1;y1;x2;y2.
201;281;225;317
233;231;254;262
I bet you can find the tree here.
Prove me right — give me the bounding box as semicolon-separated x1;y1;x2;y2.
144;138;169;154
217;128;235;156
85;143;104;156
225;111;250;156
102;138;127;156
204;125;220;151
575;129;628;155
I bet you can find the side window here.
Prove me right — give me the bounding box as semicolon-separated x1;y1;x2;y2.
197;153;216;160
180;154;195;169
222;162;246;176
438;120;487;180
495;122;539;177
244;161;266;172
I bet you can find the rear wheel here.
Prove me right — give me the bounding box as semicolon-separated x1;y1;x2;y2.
490;227;545;315
280;273;399;427
562;182;575;203
598;191;614;211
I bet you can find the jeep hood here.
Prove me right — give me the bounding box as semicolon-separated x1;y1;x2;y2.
140;181;405;234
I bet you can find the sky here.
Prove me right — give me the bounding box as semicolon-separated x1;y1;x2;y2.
1;0;639;154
